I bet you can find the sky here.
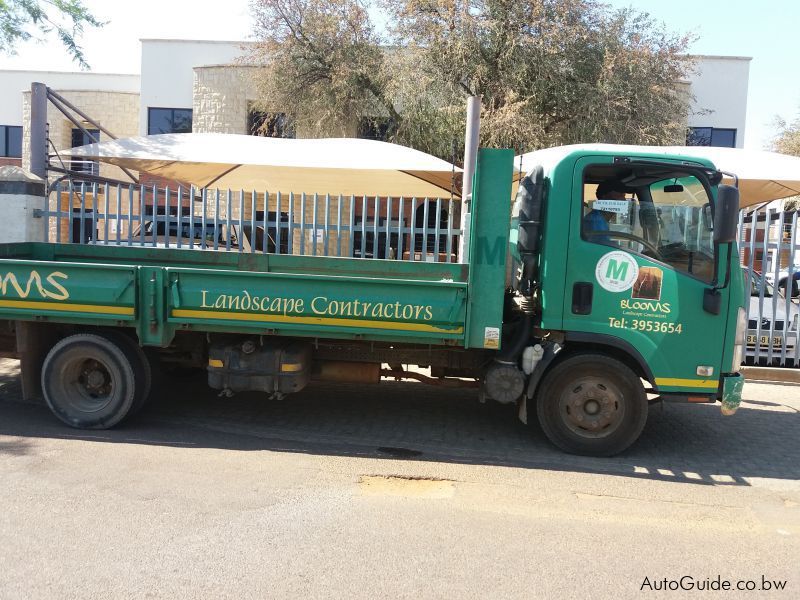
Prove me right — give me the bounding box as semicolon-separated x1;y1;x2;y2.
0;0;797;150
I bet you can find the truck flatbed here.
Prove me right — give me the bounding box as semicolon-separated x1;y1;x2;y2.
0;242;473;347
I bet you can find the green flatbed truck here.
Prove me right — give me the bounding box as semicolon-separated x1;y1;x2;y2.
0;146;746;456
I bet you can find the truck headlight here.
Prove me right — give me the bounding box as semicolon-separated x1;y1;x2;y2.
731;307;746;372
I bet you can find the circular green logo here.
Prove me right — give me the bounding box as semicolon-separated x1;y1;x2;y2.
595;251;639;293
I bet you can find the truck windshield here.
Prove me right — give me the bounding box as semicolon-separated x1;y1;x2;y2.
583;174;715;282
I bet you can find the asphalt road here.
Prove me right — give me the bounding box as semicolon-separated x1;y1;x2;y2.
1;359;798;599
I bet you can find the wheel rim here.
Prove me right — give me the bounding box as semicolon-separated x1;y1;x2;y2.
558;376;625;439
60;357;116;413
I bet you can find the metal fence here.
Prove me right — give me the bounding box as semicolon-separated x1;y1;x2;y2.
43;181;463;263
738;204;800;366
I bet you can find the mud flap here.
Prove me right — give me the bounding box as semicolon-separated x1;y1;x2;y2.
720;373;744;416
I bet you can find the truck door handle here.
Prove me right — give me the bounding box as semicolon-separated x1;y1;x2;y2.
572;282;593;315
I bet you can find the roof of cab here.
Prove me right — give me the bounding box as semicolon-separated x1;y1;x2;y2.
516;144;717;175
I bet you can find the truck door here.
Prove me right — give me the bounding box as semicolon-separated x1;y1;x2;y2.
563;156;730;394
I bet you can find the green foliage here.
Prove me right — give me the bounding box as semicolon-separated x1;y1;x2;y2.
772;111;800;157
248;0;396;138
0;0;104;69
249;0;694;160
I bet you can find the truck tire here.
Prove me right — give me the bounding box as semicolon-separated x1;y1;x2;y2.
95;330;153;415
41;333;137;429
535;353;647;457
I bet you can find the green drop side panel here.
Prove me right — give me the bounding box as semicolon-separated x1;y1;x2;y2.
164;267;468;346
0;258;137;324
465;148;515;349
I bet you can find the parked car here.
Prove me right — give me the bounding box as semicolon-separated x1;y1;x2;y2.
90;211;289;253
746;272;800;365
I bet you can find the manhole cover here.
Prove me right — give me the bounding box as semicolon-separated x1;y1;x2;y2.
376;446;423;458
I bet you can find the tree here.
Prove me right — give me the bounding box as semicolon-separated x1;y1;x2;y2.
772;110;800;156
248;0;694;159
386;0;695;157
0;0;104;69
772;108;800;212
248;0;397;138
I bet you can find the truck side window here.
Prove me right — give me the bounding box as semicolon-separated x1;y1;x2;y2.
582;173;715;282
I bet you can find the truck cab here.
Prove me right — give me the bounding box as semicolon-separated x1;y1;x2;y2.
510;145;745;454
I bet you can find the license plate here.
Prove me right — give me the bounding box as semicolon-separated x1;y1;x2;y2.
746;334;783;346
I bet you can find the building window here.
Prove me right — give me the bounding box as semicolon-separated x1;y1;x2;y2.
687;127;737;148
358;117;393;141
248;107;295;138
148;108;193;135
71;128;100;176
0;125;23;158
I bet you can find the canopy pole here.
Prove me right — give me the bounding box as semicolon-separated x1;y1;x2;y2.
30;83;48;179
459;96;481;263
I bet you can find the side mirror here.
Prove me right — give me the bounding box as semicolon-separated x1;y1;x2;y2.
714;184;739;243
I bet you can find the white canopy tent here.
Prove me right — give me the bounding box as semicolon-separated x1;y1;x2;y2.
66;137;800;207
515;144;800;208
65;133;462;199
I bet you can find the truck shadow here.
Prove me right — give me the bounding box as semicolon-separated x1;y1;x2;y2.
0;368;798;487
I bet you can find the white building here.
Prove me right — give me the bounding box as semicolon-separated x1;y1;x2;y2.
0;40;753;173
0;69;139;168
686;55;751;149
139;39;245;137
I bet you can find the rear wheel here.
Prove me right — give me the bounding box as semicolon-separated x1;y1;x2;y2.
41;333;137;429
97;330;153;414
535;353;647;456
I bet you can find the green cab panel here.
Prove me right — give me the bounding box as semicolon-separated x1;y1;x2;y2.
550;151;741;393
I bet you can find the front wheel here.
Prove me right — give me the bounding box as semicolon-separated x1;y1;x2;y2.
535;353;648;457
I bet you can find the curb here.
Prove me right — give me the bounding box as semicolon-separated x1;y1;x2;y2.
741;366;800;384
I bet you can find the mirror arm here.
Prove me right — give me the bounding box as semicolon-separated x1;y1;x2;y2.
719;170;739;188
704;243;733;315
710;243;733;292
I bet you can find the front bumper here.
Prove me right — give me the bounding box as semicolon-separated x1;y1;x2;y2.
719;373;745;416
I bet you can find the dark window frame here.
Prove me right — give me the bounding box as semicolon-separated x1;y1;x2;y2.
147;107;193;135
0;125;23;158
71;128;100;176
687;126;737;148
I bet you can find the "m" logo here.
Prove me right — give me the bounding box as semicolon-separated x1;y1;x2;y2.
595;251;638;293
475;235;505;265
605;259;629;282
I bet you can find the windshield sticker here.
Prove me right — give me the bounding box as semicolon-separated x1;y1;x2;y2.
595;251;639;293
632;267;663;301
592;199;630;216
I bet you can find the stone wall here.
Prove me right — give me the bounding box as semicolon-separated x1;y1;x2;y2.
193;65;259;135
192;65;359;138
22;90;140;181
